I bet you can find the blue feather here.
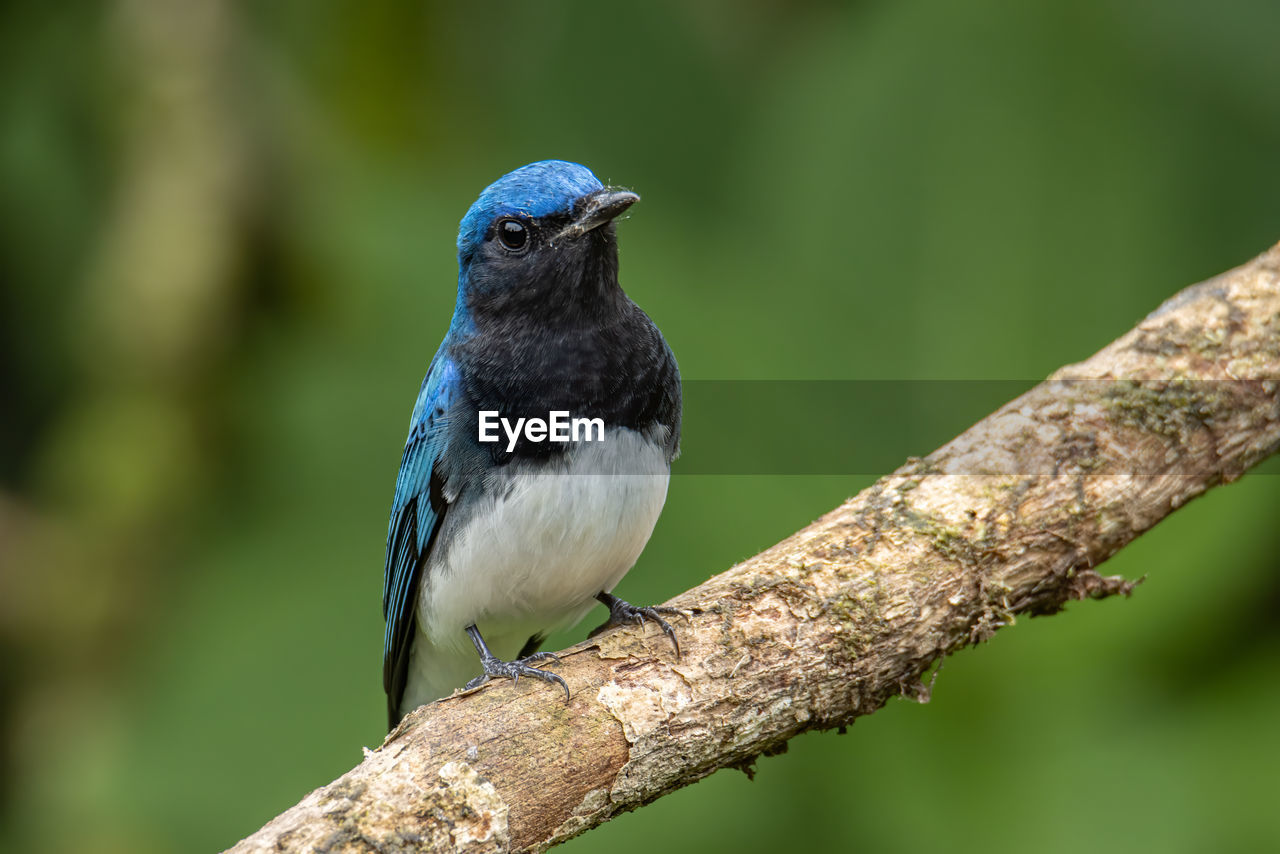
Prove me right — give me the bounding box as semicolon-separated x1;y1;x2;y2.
456;160;603;263
381;352;458;704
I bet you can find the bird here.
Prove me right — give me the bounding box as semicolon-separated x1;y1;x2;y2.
382;160;682;730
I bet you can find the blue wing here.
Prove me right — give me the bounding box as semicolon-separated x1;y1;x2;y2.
382;352;458;726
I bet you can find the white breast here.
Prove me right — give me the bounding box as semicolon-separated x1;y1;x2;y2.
400;427;670;714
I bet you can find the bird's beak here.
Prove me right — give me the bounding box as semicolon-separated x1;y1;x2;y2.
554;188;640;242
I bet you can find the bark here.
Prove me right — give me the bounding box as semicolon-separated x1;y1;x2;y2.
228;244;1280;854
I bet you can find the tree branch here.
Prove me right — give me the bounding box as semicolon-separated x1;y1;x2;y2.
228;244;1280;854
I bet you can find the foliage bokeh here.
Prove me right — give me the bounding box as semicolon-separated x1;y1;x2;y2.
2;1;1279;851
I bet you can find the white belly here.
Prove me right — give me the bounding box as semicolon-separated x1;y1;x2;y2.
400;427;670;714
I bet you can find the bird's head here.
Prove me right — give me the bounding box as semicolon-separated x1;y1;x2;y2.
454;160;639;323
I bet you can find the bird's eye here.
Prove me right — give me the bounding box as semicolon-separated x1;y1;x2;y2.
496;218;529;251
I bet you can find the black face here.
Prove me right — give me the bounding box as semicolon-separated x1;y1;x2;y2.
448;187;679;465
462;208;622;324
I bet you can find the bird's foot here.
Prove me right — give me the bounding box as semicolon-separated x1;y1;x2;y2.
589;591;682;659
464;626;569;699
464;654;568;699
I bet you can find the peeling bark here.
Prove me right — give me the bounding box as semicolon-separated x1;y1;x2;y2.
228;244;1280;853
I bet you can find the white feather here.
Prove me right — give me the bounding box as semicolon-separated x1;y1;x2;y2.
399;426;669;717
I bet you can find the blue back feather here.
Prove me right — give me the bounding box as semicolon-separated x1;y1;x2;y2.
382;351;458;708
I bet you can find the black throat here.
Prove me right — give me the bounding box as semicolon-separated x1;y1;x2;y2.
451;225;680;463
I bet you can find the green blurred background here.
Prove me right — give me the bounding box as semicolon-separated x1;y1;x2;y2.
3;1;1279;851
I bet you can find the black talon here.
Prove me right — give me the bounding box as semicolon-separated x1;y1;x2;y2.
590;591;682;659
464;624;569;700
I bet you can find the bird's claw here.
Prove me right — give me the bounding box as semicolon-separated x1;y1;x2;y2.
591;592;682;659
466;654;569;700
